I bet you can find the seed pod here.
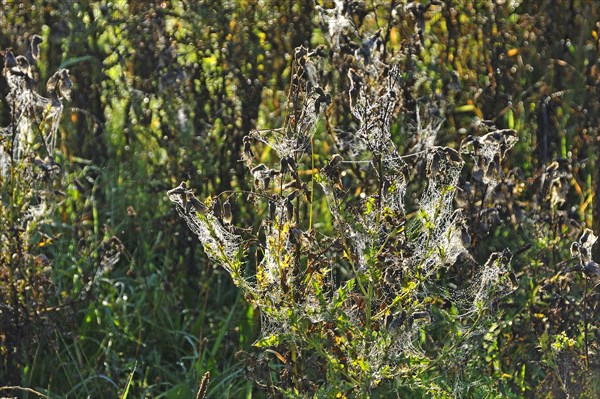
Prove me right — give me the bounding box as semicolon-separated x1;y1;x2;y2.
15;55;32;79
570;242;580;257
168;182;189;209
46;69;60;93
243;135;254;158
301;183;311;201
58;69;72;100
168;181;188;196
294;46;307;61
280;157;289;174
500;248;513;264
261;176;271;190
212;197;222;219
287;191;299;202
285;198;294;222
286;157;298;177
222;199;233;225
186;195;208;215
29;34;43;62
251;164;268;175
289;226;303;247
46;68;72;100
442;147;463;165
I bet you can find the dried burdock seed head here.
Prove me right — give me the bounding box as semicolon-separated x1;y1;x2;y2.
459;135;476;154
313;44;326;58
340;40;359;56
291;73;300;86
579;228;594;248
329;154;343;168
442;146;463;165
460;128;517;190
545;160;560;174
301;182;311;201
46;70;60;92
500;248;513;264
282;180;298;191
564;260;600;279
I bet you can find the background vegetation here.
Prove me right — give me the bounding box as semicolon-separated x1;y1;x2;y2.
1;0;599;397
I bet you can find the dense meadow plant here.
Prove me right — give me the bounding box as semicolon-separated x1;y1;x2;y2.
167;3;538;397
0;35;71;383
0;35;124;391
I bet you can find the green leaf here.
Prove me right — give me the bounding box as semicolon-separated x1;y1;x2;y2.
455;104;475;112
119;361;136;399
59;55;97;69
254;334;281;348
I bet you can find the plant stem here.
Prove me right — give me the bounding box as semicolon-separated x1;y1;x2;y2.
309;136;314;229
583;275;590;368
291;343;300;390
366;277;373;332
